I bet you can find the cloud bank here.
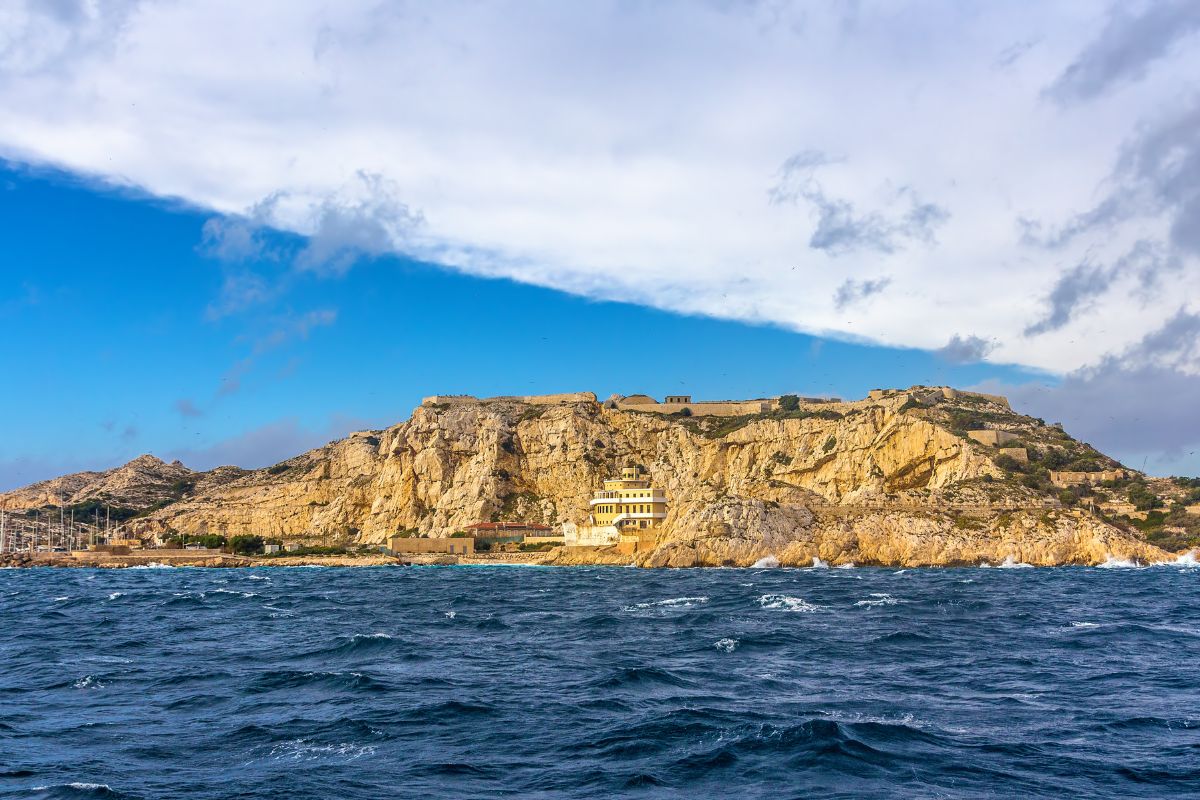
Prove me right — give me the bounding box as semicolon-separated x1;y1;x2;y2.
2;0;1199;471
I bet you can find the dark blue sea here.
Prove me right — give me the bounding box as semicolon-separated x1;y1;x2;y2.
1;564;1198;799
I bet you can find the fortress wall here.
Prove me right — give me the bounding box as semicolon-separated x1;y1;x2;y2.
616;400;776;417
519;392;597;405
422;392;596;407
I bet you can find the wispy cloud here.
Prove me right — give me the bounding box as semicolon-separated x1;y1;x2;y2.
1044;1;1200;106
936;334;996;364
770;152;948;256
833;276;891;311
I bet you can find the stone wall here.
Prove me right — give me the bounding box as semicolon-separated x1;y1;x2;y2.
615;399;776;417
1049;469;1127;487
967;430;1020;446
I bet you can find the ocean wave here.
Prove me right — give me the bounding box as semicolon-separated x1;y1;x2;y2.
1098;555;1144;569
751;555;780;569
127;562;174;569
758;594;821;612
247;670;388;694
855;593;903;608
998;556;1033;569
623;596;709;612
591;666;695;689
809;557;829;569
72;675;106;690
28;784;126;799
714;638;739;653
835;562;855;569
267;738;377;762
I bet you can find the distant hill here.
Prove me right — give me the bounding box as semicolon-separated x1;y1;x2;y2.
3;387;1196;565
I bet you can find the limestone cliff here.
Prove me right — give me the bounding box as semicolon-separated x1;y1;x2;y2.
12;389;1148;566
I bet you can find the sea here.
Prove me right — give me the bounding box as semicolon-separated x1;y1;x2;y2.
1;562;1198;799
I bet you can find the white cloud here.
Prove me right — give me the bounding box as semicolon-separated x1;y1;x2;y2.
1;1;1198;375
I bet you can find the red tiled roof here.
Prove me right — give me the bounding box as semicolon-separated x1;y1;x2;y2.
464;522;553;531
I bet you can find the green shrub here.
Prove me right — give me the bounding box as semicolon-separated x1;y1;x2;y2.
779;394;800;412
994;455;1024;472
822;436;837;453
229;535;265;555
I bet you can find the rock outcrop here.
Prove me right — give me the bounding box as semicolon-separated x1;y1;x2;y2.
1;389;1175;566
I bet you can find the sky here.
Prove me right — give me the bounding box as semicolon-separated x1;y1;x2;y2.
0;0;1198;488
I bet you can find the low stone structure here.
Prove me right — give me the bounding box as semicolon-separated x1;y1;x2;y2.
617;528;658;557
967;430;1020;447
422;392;596;407
385;535;474;556
1049;469;1127;488
998;447;1029;464
614;394;777;417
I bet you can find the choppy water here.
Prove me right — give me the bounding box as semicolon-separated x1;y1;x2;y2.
1;564;1199;799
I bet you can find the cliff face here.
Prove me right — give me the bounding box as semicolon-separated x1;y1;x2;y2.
93;390;1170;567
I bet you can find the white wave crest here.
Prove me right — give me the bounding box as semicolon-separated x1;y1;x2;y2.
106;592;124;600
73;675;106;689
1097;555;1142;569
128;562;175;569
1070;621;1100;628
758;594;821;612
751;555;780;569
998;556;1033;569
268;739;377;762
714;637;739;653
835;562;855;569
855;592;902;608
1148;552;1199;568
444;610;456;618
624;596;709;611
810;557;829;569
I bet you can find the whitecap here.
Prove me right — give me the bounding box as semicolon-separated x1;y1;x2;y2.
53;596;69;602
73;675;105;689
751;555;779;569
128;562;174;569
268;739;377;762
810;556;829;569
1070;621;1100;628
998;555;1033;569
714;637;739;653
211;588;259;598
1097;555;1142;569
835;562;855;569
623;596;709;611
106;592;124;600
248;574;271;580
758;594;820;612
855;592;903;608
444;610;457;619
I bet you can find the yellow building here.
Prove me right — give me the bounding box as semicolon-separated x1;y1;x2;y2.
564;467;667;548
589;467;667;530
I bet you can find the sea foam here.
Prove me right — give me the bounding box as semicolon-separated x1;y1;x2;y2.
758;594;821;612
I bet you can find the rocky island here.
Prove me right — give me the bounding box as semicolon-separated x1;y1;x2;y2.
3;387;1198;568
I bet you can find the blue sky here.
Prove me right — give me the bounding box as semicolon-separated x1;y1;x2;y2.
1;1;1199;487
0;162;1053;489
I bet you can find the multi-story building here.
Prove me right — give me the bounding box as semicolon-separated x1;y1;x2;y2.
563;467;666;548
